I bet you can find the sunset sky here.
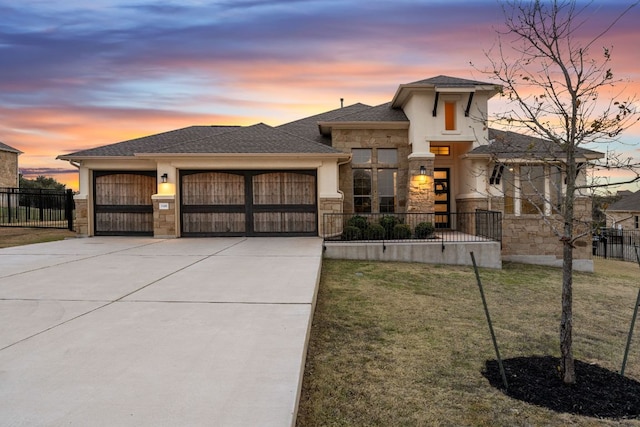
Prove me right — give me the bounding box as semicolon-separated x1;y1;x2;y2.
2;0;639;191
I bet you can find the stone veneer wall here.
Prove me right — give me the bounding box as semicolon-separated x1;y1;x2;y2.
606;211;639;230
74;197;89;236
406;158;435;213
152;196;177;238
318;197;343;238
501;196;592;261
0;151;19;187
455;198;490;236
332;128;410;214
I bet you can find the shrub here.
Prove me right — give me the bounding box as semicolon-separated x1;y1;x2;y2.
379;215;401;238
342;225;362;241
392;224;412;239
346;215;368;232
415;222;435;239
366;224;385;240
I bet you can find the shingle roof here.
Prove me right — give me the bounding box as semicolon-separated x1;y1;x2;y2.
60;125;240;157
277;103;371;145
467;128;603;160
0;141;21;154
150;123;341;154
325;102;408;122
608;191;640;211
408;75;495;87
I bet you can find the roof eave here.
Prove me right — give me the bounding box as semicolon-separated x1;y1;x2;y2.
132;152;349;159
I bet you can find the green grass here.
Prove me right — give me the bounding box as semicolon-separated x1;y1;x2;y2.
297;258;640;426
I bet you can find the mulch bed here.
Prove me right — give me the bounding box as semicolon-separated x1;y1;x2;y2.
483;356;640;420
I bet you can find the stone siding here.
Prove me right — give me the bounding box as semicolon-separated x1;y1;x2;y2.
153;197;177;238
501;196;592;261
606;211;640;230
0;151;19;188
319;197;343;238
406;157;435;213
332;128;410;213
73;198;89;236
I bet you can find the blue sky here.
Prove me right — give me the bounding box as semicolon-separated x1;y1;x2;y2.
1;0;639;190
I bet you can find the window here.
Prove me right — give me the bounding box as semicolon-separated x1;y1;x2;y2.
352;148;398;213
353;169;372;213
520;165;545;214
444;101;456;131
352;148;372;164
378;169;397;213
378;148;397;164
502;164;565;216
635;216;639;229
430;146;450;156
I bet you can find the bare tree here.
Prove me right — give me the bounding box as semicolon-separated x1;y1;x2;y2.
478;0;640;384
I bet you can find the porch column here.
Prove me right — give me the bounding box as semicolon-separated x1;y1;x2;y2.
406;154;435;213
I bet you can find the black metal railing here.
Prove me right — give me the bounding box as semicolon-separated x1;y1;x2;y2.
0;188;74;230
323;210;502;244
593;228;640;262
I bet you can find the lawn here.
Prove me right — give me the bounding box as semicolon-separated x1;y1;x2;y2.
297;258;640;426
0;227;76;248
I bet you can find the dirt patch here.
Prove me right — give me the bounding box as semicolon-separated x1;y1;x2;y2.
0;227;77;248
483;356;640;420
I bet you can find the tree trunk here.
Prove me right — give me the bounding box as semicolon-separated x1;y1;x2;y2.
560;235;575;384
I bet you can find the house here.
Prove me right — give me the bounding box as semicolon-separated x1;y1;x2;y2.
57;75;601;270
605;190;640;230
0;141;21;188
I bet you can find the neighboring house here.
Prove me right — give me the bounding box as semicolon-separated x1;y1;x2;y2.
605;191;640;230
0;141;22;188
57;75;601;270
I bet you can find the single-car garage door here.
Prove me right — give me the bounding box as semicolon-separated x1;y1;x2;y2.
180;170;317;236
94;171;156;236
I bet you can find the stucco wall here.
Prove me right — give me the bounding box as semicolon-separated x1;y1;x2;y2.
0;151;19;188
332;128;410;214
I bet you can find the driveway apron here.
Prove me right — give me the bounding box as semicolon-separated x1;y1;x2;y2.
0;237;322;427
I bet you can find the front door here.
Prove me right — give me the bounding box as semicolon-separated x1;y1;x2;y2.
434;168;450;229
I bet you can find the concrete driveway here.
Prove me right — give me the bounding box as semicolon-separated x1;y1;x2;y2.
0;237;323;426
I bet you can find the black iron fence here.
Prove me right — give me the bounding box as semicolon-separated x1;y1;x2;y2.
0;188;74;230
323;210;502;244
593;228;640;262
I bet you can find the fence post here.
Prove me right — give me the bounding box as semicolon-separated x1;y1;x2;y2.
65;189;74;231
621;245;640;377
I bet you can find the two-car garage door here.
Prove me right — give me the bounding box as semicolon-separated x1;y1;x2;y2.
180;170;317;236
92;170;317;237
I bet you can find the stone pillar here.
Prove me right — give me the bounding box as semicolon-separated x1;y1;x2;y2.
152;195;177;238
406;156;435;213
73;196;89;236
318;196;343;238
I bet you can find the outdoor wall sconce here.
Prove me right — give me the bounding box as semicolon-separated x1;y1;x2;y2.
161;173;168;183
419;165;426;176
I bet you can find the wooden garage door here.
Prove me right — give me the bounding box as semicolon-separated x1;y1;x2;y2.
94;171;156;236
181;170;317;236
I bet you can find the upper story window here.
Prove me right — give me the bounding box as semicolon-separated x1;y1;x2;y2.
635;215;639;229
377;148;397;164
444;101;456;131
430;146;450;156
352;148;372;164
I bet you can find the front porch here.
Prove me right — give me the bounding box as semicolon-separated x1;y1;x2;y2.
321;211;503;269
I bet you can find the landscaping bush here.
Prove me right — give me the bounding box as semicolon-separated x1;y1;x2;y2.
379;215;402;238
346;215;368;232
365;224;385;240
414;221;435;239
392;223;412;239
342;225;362;241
